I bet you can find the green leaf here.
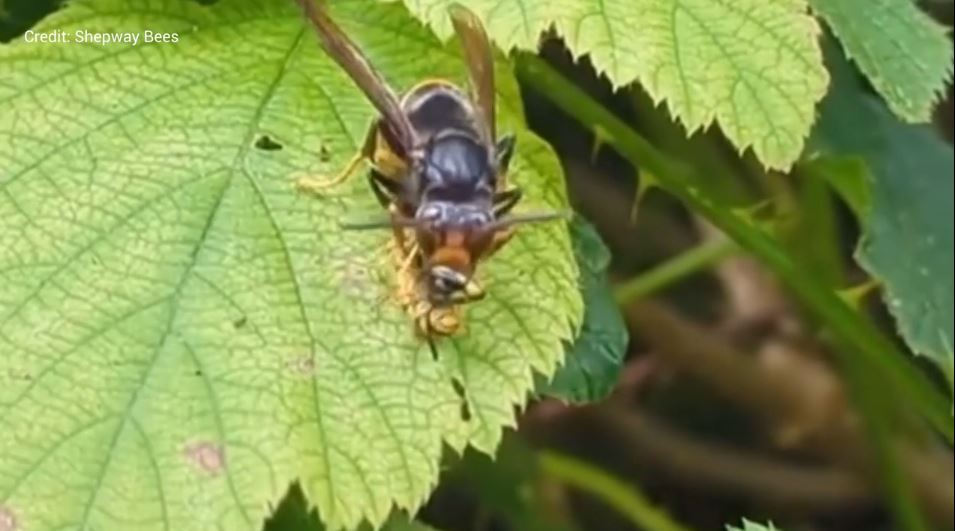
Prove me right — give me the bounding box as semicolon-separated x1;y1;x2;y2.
726;519;781;531
0;1;581;530
396;0;829;170
809;45;954;376
539;218;627;403
809;0;954;122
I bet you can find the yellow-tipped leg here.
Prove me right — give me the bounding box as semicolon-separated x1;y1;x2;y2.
294;152;365;195
385;235;419;308
398;242;419;276
394;267;418;308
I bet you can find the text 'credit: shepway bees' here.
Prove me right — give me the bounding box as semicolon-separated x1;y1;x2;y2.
23;30;180;45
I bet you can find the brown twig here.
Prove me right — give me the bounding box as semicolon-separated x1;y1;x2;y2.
589;406;872;513
622;299;954;526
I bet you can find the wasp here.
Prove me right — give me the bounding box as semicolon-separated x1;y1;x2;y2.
297;0;564;335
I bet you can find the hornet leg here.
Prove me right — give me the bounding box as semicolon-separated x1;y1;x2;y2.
486;186;523;257
295;120;377;195
492;186;523;217
495;133;517;177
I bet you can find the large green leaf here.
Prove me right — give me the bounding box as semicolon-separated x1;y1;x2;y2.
809;0;953;123
396;0;829;170
808;47;954;377
0;1;581;530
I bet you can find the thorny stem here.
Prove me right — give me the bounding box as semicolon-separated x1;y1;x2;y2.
515;53;951;441
514;53;949;531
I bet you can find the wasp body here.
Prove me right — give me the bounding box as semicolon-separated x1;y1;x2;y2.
297;0;562;335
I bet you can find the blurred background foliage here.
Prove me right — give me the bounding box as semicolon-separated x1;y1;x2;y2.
3;0;952;530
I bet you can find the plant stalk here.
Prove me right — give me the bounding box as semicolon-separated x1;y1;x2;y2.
614;238;737;303
538;451;693;531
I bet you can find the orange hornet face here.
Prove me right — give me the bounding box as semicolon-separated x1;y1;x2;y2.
418;228;494;305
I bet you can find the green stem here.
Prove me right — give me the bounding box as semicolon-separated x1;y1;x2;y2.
515;54;951;441
614;239;737;303
538;451;693;531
